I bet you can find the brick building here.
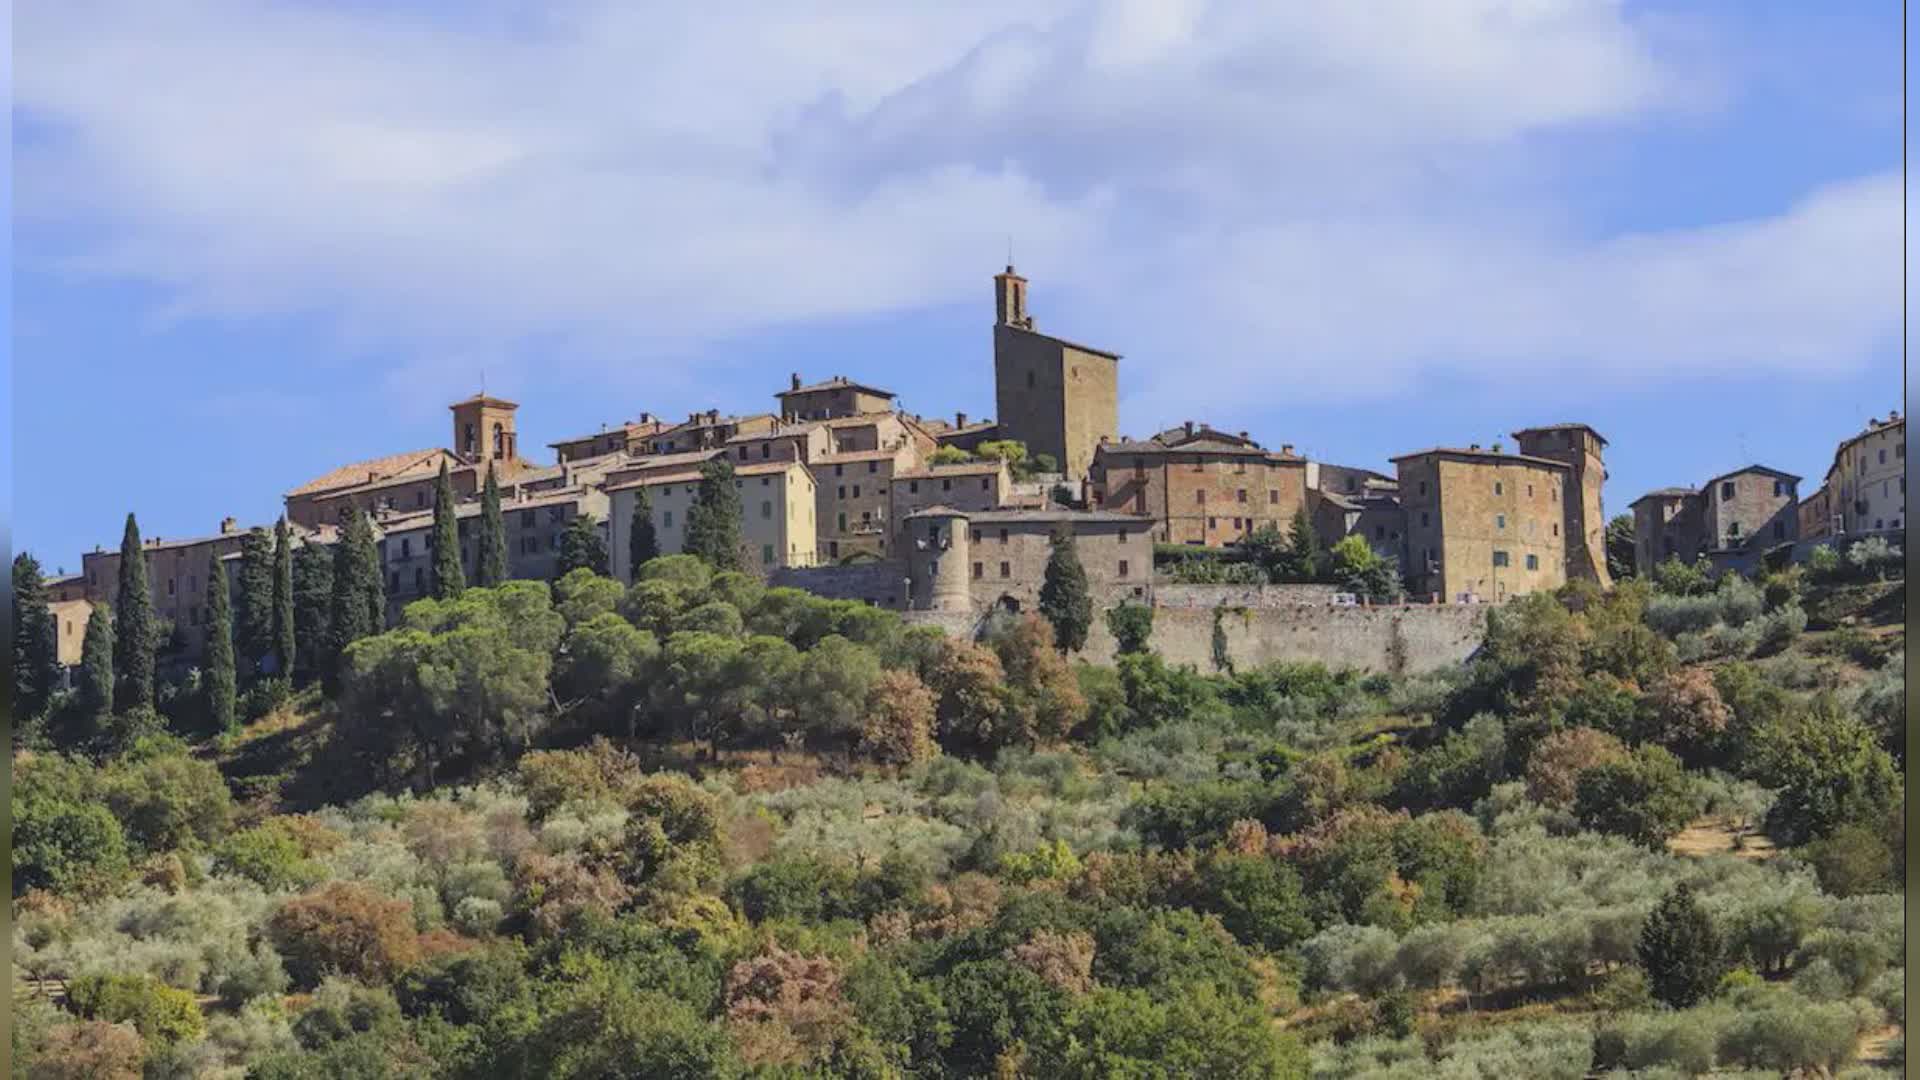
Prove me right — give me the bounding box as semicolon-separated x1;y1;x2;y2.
77;518;257;657
1797;483;1834;541
1088;424;1309;547
1394;446;1570;602
991;265;1119;481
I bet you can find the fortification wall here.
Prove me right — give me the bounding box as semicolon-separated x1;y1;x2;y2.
1150;583;1339;609
1084;603;1487;675
768;561;908;608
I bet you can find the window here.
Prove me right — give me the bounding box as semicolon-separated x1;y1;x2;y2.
972;562;983;579
1000;561;1011;578
1728;522;1741;539
1027;371;1035;388
1496;514;1506;530
942;479;952;492
1196;490;1206;504
999;529;1009;543
1268;490;1278;505
1236;489;1248;503
402;538;412;558
761;500;772;519
549;507;564;523
837;512;847;531
1494;482;1503;496
1375;525;1386;539
1118;560;1129;578
1119;530;1129;544
663;510;673;528
1879;449;1887;465
167;578;175;596
971;530;981;543
416;491;426;507
1774;479;1787;496
1418;481;1428;496
761;477;770;487
838;486;846;499
1773;521;1786;540
861;510;871;525
852;485;860;498
390;571;400;592
909;481;919;494
833;464;845;478
1527;484;1533;497
414;567;426;591
980;478;990;491
1492;551;1510;568
762;444;771;460
1875;518;1885;529
1207;517;1217;529
737;446;748;460
1552;523;1559;536
762;544;774;563
1525;554;1538;571
868;461;877;473
828;541;839;558
520;509;534;527
1720;481;1735;498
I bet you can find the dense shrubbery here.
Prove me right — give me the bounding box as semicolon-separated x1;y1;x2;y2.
9;555;1906;1077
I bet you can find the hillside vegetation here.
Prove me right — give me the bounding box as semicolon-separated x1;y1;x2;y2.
11;547;1906;1078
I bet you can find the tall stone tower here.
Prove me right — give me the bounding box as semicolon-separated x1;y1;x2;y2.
992;265;1119;483
1513;424;1611;588
905;507;973;612
450;393;520;467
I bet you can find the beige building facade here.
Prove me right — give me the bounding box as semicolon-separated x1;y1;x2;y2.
901;507;1154;615
1089;426;1309;547
889;461;1013;550
1394;448;1569;602
376;485;609;614
777;375;895;421
1512;425;1611;588
1828;413;1905;535
606;459;818;582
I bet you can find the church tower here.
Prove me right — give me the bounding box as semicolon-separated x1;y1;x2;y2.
991;265;1118;482
450;393;520;467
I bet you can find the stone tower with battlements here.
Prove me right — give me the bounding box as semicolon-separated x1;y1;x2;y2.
1513;424;1611;588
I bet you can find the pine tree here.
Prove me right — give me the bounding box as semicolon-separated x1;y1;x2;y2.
476;464;509;587
272;518;296;679
628;486;660;580
326;509;385;689
1038;526;1092;653
684;457;745;571
206;554;237;733
1286;506;1322;582
113;513;156;711
1210;606;1232;673
78;602;114;732
557;514;610;578
1637;881;1724;1007
236;527;275;677
291;543;333;685
432;462;466;599
12;553;59;723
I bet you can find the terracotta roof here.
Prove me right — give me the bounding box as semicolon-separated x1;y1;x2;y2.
1389;447;1570;470
779;376;896;399
449;393;518;409
1630;487;1698;505
547;419;669;448
286;448;455;497
934;421;998;439
1151;424;1262;449
1099;439;1301;462
811;448;906;465
727;423;822;443
818;412;903;429
1702;464;1802;488
967;509;1152;525
376;486;597;531
606;459;803;492
1511;423;1607;446
896;461;1007;478
604;448;725;479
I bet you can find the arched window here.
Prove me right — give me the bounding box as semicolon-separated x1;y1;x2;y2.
493;423;505;458
464;423;476;455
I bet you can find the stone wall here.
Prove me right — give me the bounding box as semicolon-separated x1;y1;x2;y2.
769;560;910;608
1151;583;1338;609
1081;603;1487;675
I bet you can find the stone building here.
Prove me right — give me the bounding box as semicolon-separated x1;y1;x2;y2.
49;596;94;667
1393;446;1570;602
1701;466;1799;552
1628;488;1706;577
77;518;257;657
549;414;670;463
285;393;529;529
925;412;1000;455
777;374;895;421
603;448;726;491
1088;424;1308;547
814;445;921;562
642;411;777;455
888;460;1013;550
1797;483;1834;541
1512;425;1611;588
725;421;831;466
901;506;1154;615
376;485;609;614
991;265;1119;481
1827;412;1905;535
605;459;818;582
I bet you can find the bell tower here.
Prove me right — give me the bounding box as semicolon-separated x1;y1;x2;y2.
994;264;1032;330
450;393;520;466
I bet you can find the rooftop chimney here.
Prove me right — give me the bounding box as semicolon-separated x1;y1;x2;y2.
1238;431;1249;440
220;516;238;534
1469;443;1481;451
1281;444;1294;456
956;411;967;429
791;373;802;391
1184;420;1195;437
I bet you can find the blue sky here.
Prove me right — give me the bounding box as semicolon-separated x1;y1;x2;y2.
11;1;1905;572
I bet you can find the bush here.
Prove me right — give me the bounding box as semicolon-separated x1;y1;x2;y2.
268;882;421;987
213;821;325;891
69;972;206;1045
1573;745;1697;849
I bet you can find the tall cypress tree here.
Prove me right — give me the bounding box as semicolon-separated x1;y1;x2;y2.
1286;506;1323;582
1637;881;1724;1007
1038;526;1092;653
236;527;275;676
684;457;744;571
272;518;296;679
291;543;333;685
327;509;385;688
476;464;508;587
432;462;466;599
557;514;610;578
79;602;114;732
206;554;237;733
628;486;660;581
113;513;156;711
12;553;59;723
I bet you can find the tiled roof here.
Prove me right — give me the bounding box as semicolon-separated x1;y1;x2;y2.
606;459;801;492
1511;423;1607;446
1389;447;1570;469
376;486;597;531
604;448;725;479
547;419;669;448
812;448;905;465
1099;440;1300;461
286;448;455;497
896;461;1007;478
968;509;1153;525
780;376;895;398
1702;464;1802;487
449;393;518;409
933;421;998;439
818;412;902;429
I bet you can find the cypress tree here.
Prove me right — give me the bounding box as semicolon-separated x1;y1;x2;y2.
476;464;509;587
79;602;114;731
1038;526;1092;653
327;509;385;687
432;462;466;599
684;457;745;571
557;514;610;578
12;553;59;723
272;518;296;679
291;543;333;685
628;486;660;580
206;554;237;733
113;513;156;711
1286;506;1322;582
1637;881;1724;1007
236;527;275;676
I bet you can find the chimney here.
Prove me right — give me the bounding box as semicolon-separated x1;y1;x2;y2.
1184;420;1195;437
1491;441;1503;453
708;409;719;425
956;411;967;429
1238;431;1248;440
791;373;802;391
1469;443;1480;451
1281;444;1294;456
220;516;238;534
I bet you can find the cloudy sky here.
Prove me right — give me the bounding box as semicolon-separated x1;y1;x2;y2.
12;1;1906;568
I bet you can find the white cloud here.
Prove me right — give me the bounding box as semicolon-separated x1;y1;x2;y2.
12;0;1897;418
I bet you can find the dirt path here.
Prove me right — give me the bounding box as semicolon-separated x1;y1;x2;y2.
1667;818;1777;860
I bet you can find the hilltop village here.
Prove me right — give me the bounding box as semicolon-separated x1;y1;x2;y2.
39;265;1905;671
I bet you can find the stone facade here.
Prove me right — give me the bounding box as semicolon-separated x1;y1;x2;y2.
377;485;609;614
606;459;818;582
1797;483;1834;541
1089;427;1308;547
1078;602;1487;676
991;266;1119;481
49;597;94;667
1701;466;1799;551
1512;425;1611;588
1828;413;1905;535
450;393;522;467
889;461;1013;551
939;508;1153;614
77;522;255;657
777;374;895;421
1629;489;1705;576
1395;448;1569;602
814;446;918;562
550;415;670;464
643;411;777;455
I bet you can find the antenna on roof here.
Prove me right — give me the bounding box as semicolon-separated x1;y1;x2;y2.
1007;234;1014;267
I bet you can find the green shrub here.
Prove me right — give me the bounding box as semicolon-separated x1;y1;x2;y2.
213;821;325;891
69;972;206;1044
